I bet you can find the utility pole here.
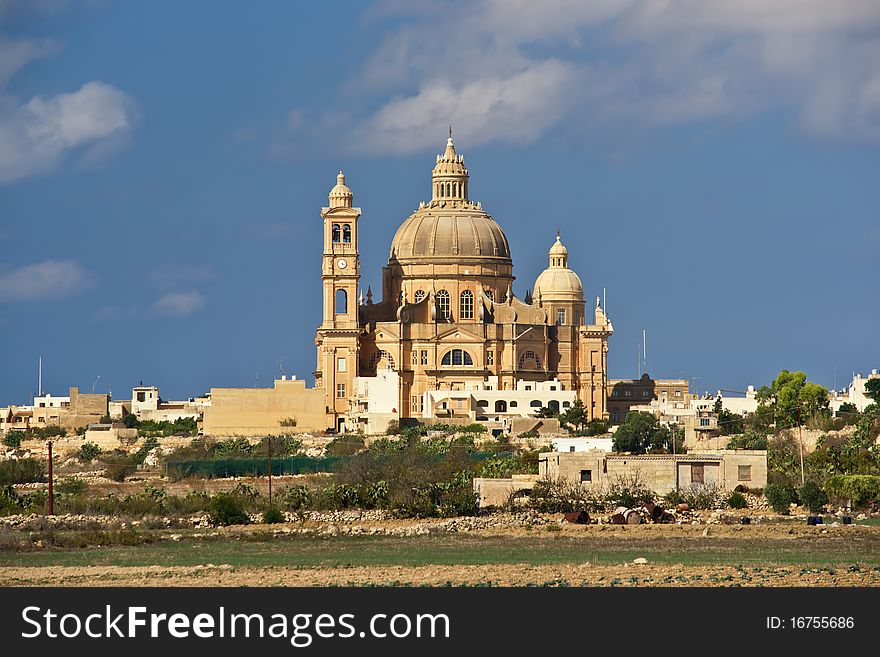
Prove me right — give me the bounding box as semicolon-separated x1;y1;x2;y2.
47;440;54;515
267;436;273;509
796;406;805;486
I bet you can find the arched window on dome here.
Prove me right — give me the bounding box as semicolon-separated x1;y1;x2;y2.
332;224;341;243
414;290;426;303
518;350;541;370
342;224;351;243
459;290;474;320
441;349;474;367
436;290;451;320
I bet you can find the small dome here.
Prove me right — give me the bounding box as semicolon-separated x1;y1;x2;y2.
329;171;352;208
534;267;584;302
534;233;583;302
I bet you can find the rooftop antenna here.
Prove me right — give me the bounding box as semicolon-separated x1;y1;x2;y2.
38;356;42;397
603;287;606;313
643;329;647;375
92;375;101;394
278;356;287;379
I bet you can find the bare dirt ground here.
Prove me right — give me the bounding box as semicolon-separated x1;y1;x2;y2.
1;562;876;587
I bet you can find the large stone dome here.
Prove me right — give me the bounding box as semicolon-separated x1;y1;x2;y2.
390;207;511;263
388;133;512;265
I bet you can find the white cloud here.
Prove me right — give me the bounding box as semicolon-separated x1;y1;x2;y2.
280;0;880;155
0;81;138;184
0;36;57;87
0;259;96;301
151;290;206;317
354;60;580;155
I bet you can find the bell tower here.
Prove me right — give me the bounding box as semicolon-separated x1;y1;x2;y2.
315;171;361;428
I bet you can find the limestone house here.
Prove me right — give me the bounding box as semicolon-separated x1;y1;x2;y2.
538;449;767;495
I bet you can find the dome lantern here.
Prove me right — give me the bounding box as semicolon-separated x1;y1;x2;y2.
329;170;353;208
431;127;469;204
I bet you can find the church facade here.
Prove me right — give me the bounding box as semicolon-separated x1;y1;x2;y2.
314;135;613;432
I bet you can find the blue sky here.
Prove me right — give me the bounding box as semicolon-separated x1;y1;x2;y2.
1;0;878;404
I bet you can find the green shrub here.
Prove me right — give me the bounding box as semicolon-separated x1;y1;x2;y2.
325;435;365;457
209;493;250;526
77;442;102;463
122;413;139;428
0;486;22;514
282;485;313;511
664;484;721;510
727;491;748;509
3;430;24;448
56;477;87;496
824;475;880;508
0;458;45;485
132;436;159;465
262;507;285;524
765;482;797;515
799;480;828;513
100;454;136;482
385;420;400;435
606;473;654;508
279;417;297;427
726;431;769;450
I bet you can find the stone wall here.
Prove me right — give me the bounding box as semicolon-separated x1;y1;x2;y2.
473;475;538;507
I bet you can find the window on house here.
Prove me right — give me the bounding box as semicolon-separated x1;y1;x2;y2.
569;446;575;452
436;290;451;319
421;350;428;365
738;465;752;481
530;400;542;408
412;396;419;413
700;418;710;427
441;349;473;366
509;401;518;408
38;417;46;423
460;290;474;319
675;390;682;398
414;290;426;303
137;392;145;402
550;385;556;391
624;389;631;397
562;401;570;408
580;470;592;483
336;384;346;399
486;350;494;366
642;389;651;397
556;309;566;325
337;357;346;372
691;464;704;484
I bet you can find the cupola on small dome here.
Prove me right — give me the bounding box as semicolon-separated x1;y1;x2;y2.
533;233;583;302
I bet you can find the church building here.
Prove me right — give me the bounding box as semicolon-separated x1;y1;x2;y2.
315;134;614;433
